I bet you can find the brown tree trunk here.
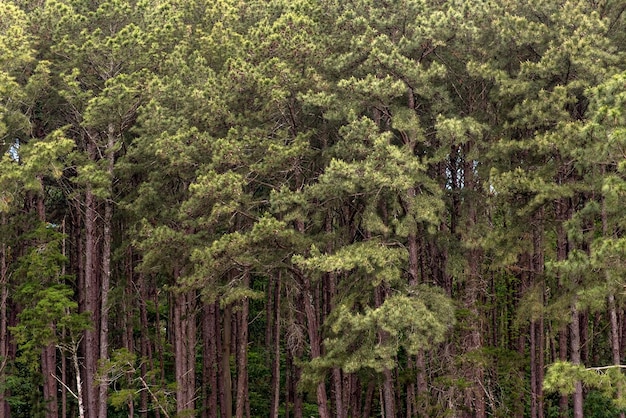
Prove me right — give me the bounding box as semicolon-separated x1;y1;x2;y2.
42;345;58;418
571;303;583;418
295;215;330;418
462;144;485;418
270;274;281;418
530;211;544;418
0;213;8;418
173;289;196;414
97;124;116;418
602;189;625;417
235;270;250;418
362;381;375;418
556;196;570;417
34;180;59;418
83;137;100;418
301;275;330;418
202;302;218;418
373;286;395;418
138;273;151;418
220;304;233;418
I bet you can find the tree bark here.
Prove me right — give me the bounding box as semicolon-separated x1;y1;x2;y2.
83;136;100;418
570;302;583;418
97;124;116;417
235;270;250;418
299;272;330;418
202;302;218;418
530;210;544;418
220;304;233;418
174;289;196;414
138;272;151;418
1;214;10;417
270;274;281;418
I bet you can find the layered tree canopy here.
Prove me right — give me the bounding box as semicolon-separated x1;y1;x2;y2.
3;1;626;417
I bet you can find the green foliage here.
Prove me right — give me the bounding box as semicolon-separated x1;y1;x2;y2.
545;361;626;410
10;224;90;369
99;348;176;416
304;285;454;381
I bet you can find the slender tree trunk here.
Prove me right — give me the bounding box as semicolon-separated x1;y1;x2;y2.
571;301;583;418
349;374;360;418
373;285;395;417
295;215;329;418
138;273;150;418
332;368;343;418
530;211;544;418
235;270;250;418
601;188;625;417
463;303;484;416
556;197;570;417
1;214;10;417
42;345;58;418
174;289;196;414
97;125;116;417
34;179;59;418
221;304;233;418
72;339;86;418
362;381;375;418
300;273;330;418
408;221;428;415
202;302;218;418
293;318;304;418
83;135;100;418
270;274;281;418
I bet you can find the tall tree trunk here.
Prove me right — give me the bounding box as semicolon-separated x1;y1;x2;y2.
34;178;59;418
235;270;250;418
83;135;100;418
221;304;233;418
300;274;330;418
530;210;544;418
461;143;485;418
332;368;344;418
601;189;625;418
373;285;395;418
174;289;196;414
202;302;218;418
270;274;281;418
571;302;583;418
71;338;86;418
556;197;570;417
97;126;115;417
0;213;9;418
362;381;375;418
295;216;330;418
138;272;151;418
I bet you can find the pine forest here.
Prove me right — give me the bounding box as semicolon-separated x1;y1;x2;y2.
5;0;626;416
